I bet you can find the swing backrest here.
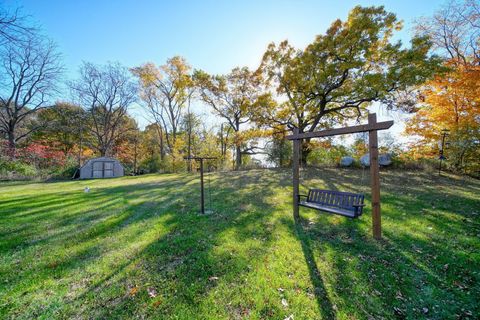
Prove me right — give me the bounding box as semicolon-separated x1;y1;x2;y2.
307;189;364;211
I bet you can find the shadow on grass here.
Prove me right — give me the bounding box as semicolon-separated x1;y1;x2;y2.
1;168;479;319
282;167;480;319
0;169;289;318
293;218;336;319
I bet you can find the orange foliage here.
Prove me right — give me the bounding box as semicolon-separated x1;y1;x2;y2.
405;61;480;159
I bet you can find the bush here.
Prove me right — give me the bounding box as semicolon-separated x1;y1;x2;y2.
307;146;350;167
139;154;166;173
0;158;39;180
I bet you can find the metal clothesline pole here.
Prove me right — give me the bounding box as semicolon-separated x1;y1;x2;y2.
184;156;217;214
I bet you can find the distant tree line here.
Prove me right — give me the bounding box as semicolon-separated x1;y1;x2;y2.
1;1;479;178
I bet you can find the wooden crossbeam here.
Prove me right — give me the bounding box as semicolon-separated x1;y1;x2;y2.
286;120;393;140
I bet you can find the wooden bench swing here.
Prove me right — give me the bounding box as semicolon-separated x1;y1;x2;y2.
286;113;393;239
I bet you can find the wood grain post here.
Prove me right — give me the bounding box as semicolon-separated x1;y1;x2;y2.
368;113;381;239
292;128;300;222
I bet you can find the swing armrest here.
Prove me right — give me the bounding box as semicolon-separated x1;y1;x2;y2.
298;194;308;201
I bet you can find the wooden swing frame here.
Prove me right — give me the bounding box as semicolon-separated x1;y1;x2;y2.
286;113;393;239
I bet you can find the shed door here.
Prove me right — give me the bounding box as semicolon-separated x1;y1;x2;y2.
92;161;115;178
92;162;103;178
104;162;114;178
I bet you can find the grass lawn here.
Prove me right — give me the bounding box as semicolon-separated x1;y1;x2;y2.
0;168;479;319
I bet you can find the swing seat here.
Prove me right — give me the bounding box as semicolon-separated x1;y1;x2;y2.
298;189;365;218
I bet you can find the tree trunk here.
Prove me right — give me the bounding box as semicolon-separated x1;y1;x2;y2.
235;145;242;170
99;146;107;157
133;138;138;175
300;140;311;167
7;130;16;159
279;137;285;167
187;124;192;173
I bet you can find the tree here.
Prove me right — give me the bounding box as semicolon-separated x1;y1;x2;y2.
132;57;193;171
405;62;480;173
265;133;292;167
415;0;480;66
258;6;442;165
70;62;137;157
33;102;87;157
181;110;202;171
406;0;480;175
0;6;33;46
0;36;63;157
195;67;262;170
132;57;193;152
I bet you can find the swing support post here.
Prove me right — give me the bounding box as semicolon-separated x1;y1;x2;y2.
287;113;392;240
292;128;300;222
368;113;381;239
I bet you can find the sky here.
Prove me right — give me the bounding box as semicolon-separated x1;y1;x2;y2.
3;0;447;139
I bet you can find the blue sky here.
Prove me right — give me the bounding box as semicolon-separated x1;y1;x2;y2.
4;0;446;136
5;0;446;76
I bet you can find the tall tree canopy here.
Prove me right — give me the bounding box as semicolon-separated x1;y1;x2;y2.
132;56;193;166
415;0;480;66
406;62;480;173
70;62;137;157
194;67;261;170
406;0;480;175
257;5;442;163
0;35;63;157
0;6;33;46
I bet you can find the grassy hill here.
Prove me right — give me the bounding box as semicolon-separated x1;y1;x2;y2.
0;168;479;319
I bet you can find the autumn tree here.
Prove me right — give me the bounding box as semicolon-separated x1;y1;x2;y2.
257;6;442;165
405;63;480;173
138;123;164;173
406;0;480;175
0;35;63;157
132;57;193;171
195;67;262;170
70;62;137;157
33;102;87;157
181;110;202;171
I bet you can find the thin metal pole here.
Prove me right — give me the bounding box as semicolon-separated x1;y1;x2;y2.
200;158;205;214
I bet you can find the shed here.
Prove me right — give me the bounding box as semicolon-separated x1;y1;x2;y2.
79;157;124;179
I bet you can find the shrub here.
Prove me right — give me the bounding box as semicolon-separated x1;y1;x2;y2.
0;158;38;180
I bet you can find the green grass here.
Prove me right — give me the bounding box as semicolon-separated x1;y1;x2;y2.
0;168;479;319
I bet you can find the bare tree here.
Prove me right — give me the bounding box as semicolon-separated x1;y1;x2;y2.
416;0;480;65
0;6;34;46
0;36;63;157
70;62;137;157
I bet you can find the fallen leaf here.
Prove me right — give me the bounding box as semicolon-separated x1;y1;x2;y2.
209;276;219;281
284;314;294;320
281;298;288;308
129;286;138;296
